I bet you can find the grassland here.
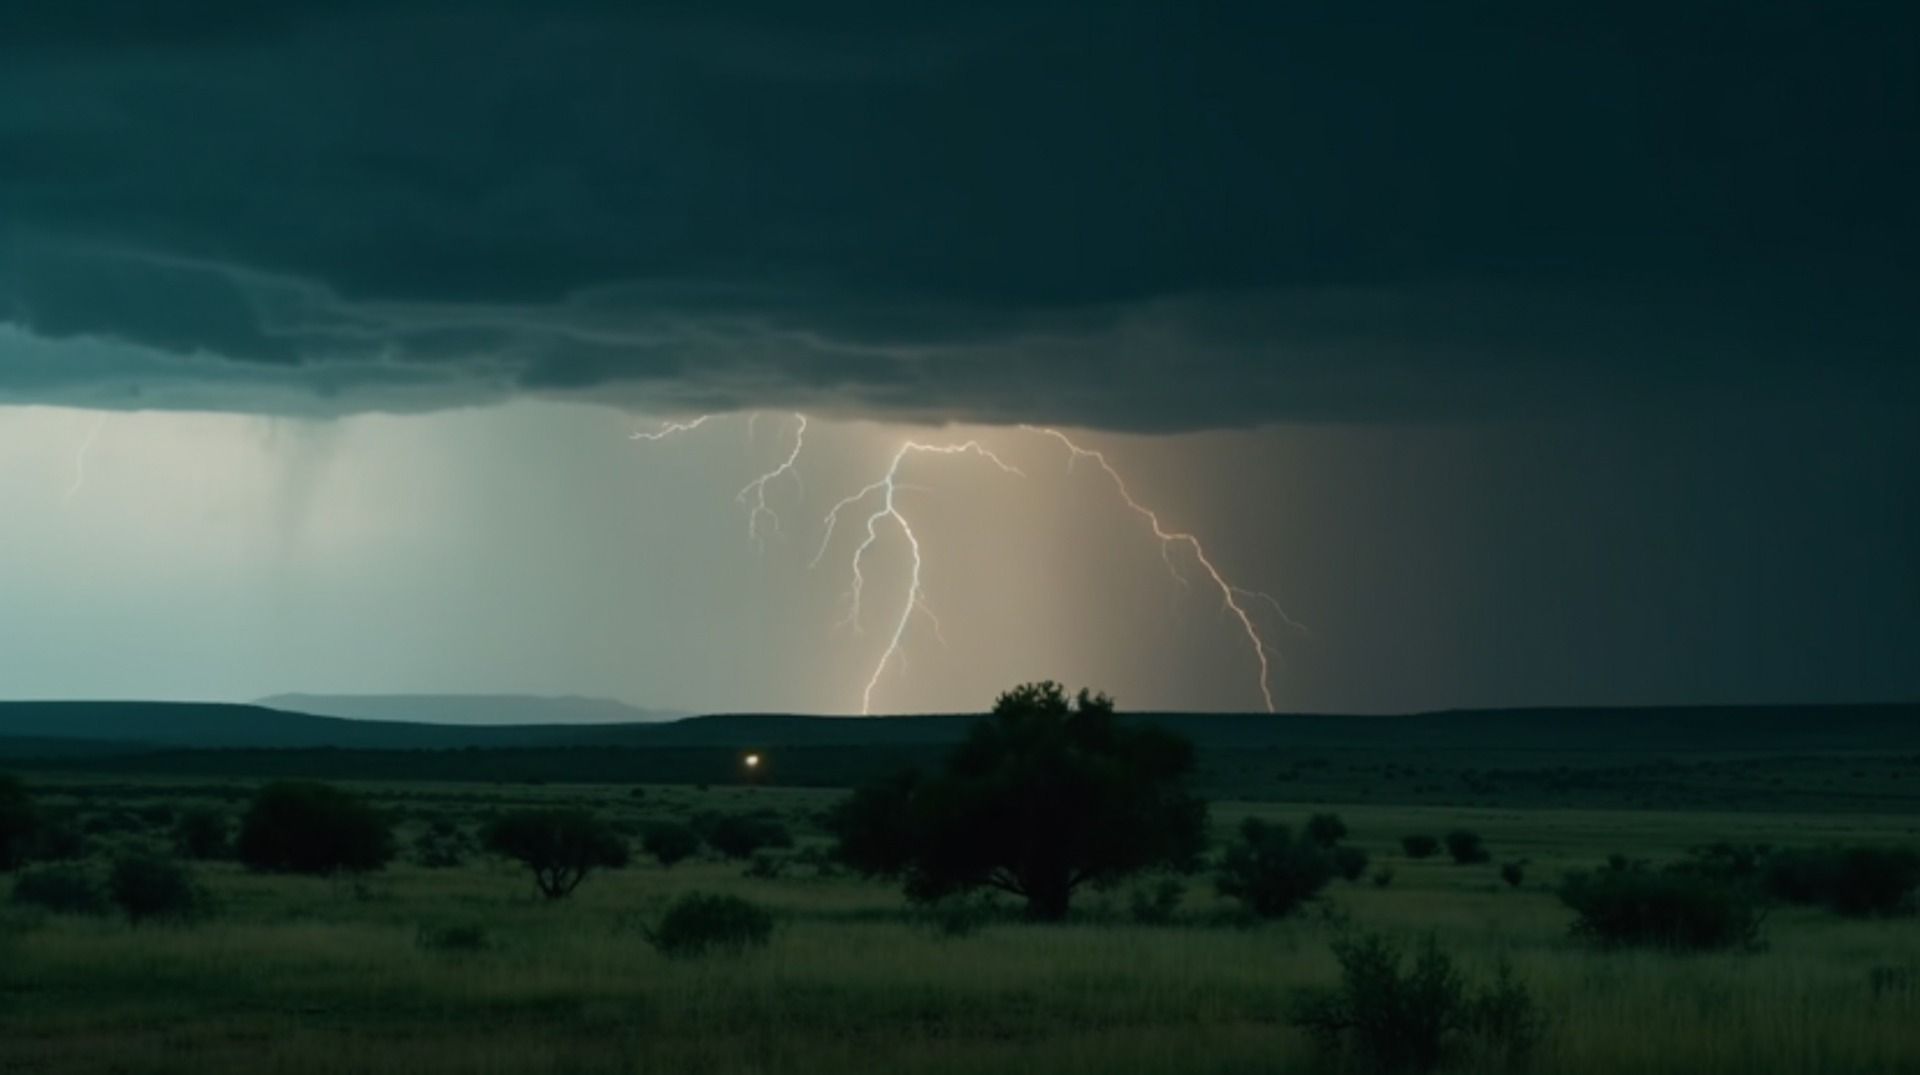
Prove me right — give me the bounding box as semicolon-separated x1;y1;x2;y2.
3;775;1917;1074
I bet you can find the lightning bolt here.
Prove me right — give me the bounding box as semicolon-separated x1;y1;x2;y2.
629;414;719;442
812;439;1023;714
734;413;806;546
63;414;107;506
1022;425;1302;714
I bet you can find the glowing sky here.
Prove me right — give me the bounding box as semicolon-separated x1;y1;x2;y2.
1;5;1915;713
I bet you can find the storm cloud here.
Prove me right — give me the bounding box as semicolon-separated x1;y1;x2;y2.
2;3;1915;427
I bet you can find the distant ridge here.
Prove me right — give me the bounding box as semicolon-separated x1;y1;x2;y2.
257;693;684;726
0;699;1913;756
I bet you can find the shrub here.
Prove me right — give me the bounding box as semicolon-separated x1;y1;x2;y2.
172;807;231;860
1129;877;1186;924
237;782;394;875
1560;863;1760;951
108;854;204;925
649;893;774;958
1446;830;1490;865
642;821;701;868
416;922;489;953
0;776;36;871
1333;846;1371;882
1400;834;1439;859
923;893;998;938
1216;818;1334;918
411;819;471;869
742;851;787;879
28;819;88;863
1306;813;1349;849
1292;933;1542;1074
1372;867;1395;888
10;864;109;915
484;809;629;899
1764;846;1920;917
702;813;794;860
1501;862;1526;888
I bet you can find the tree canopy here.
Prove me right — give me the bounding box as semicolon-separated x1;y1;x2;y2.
829;681;1207;920
484;808;629;899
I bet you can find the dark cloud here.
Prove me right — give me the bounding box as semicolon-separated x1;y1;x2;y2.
1;3;1915;427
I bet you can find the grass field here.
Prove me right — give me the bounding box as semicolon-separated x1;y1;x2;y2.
3;777;1918;1074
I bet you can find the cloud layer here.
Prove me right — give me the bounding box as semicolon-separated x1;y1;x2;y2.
3;3;1915;427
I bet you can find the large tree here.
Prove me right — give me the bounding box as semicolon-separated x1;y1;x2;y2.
829;682;1207;920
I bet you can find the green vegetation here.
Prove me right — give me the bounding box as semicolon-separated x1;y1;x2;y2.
236;781;394;875
1292;932;1542;1073
649;892;774;958
1;692;1917;1074
830;683;1207;920
483;809;629;899
0;772;33;870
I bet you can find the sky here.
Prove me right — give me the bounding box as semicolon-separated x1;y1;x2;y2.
1;3;1915;714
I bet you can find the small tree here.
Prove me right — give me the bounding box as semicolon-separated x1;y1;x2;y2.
172;807;230;860
0;775;35;871
1216;819;1334;918
830;682;1207;920
236;782;393;875
1306;813;1349;849
1446;830;1490;865
1501;862;1526;888
1401;834;1440;859
411;818;472;869
643;821;701;868
108;854;203;925
485;809;629;899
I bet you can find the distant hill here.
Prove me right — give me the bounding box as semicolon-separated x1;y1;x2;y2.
3;701;1916;810
256;694;684;726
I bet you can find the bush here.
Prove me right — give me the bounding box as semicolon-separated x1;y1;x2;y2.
1129;877;1186;924
1400;834;1439;859
172;807;231;860
650;893;773;958
484;809;629;899
0;776;36;871
1764;846;1920;917
1501;862;1526;888
1216;819;1334;918
237;782;394;875
702;813;793;860
27;819;88;863
108;854;205;925
642;821;701;868
411;819;471;869
1446;830;1490;865
1560;863;1760;951
1292;933;1542;1074
1306;813;1349;849
1333;846;1371;882
742;851;788;879
416;922;489;953
10;864;109;915
1372;867;1395;888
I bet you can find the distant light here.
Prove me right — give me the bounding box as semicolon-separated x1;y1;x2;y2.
744;753;761;768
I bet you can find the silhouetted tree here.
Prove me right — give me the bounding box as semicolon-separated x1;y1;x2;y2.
236;781;394;875
0;775;35;871
109;853;204;925
1401;834;1440;859
1446;830;1490;865
485;809;629;899
700;813;793;860
830;682;1207;921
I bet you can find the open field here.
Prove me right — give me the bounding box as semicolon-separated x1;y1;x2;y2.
4;775;1918;1074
